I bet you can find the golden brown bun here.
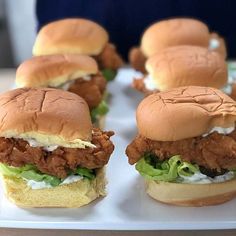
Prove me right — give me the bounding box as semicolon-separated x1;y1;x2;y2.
146;178;236;206
33;18;109;56
16;54;98;88
2;168;106;208
209;32;227;59
146;46;227;91
137;86;236;141
0;88;92;145
141;18;210;57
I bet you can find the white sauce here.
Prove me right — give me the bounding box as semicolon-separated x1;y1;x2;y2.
179;171;234;184
26;180;52;189
26;175;83;190
21;136;95;150
222;83;233;95
222;76;234;95
83;75;91;81
209;38;220;50
61;175;83;185
58;80;75;91
228;76;234;84
27;139;58;152
58;76;91;91
202;126;235;137
44;145;58;152
143;75;158;91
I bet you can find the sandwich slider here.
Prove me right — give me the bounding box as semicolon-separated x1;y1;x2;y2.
33;18;124;81
0;88;114;207
129;18;226;73
15;54;108;127
126;86;236;206
133;45;227;94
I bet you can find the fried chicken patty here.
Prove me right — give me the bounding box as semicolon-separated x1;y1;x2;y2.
126;130;236;172
95;43;124;70
229;83;236;101
128;47;147;73
68;73;107;109
132;77;159;95
0;129;114;178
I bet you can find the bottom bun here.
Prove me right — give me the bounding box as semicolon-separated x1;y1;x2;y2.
145;178;236;206
2;168;106;208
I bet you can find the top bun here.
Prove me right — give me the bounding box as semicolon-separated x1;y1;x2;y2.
33;18;109;56
0;88;93;147
16;54;98;88
137;86;236;141
141;18;210;57
146;45;227;91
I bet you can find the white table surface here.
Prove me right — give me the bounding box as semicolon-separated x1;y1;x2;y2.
0;69;236;235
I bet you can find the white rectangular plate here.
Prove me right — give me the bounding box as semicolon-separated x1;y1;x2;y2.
0;68;236;230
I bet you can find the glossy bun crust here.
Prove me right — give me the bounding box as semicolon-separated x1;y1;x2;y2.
146;46;227;91
141;18;210;57
33;18;109;56
137;86;236;141
16;54;98;88
0;88;92;143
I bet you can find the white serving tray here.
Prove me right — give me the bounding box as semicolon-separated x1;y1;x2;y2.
0;68;236;230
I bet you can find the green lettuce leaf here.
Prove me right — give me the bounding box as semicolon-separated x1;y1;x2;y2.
75;167;95;180
20;170;61;187
135;154;199;182
0;164;35;177
91;100;109;123
0;163;96;186
102;68;117;81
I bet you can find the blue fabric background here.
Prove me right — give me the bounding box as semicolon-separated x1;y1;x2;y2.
36;0;236;59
